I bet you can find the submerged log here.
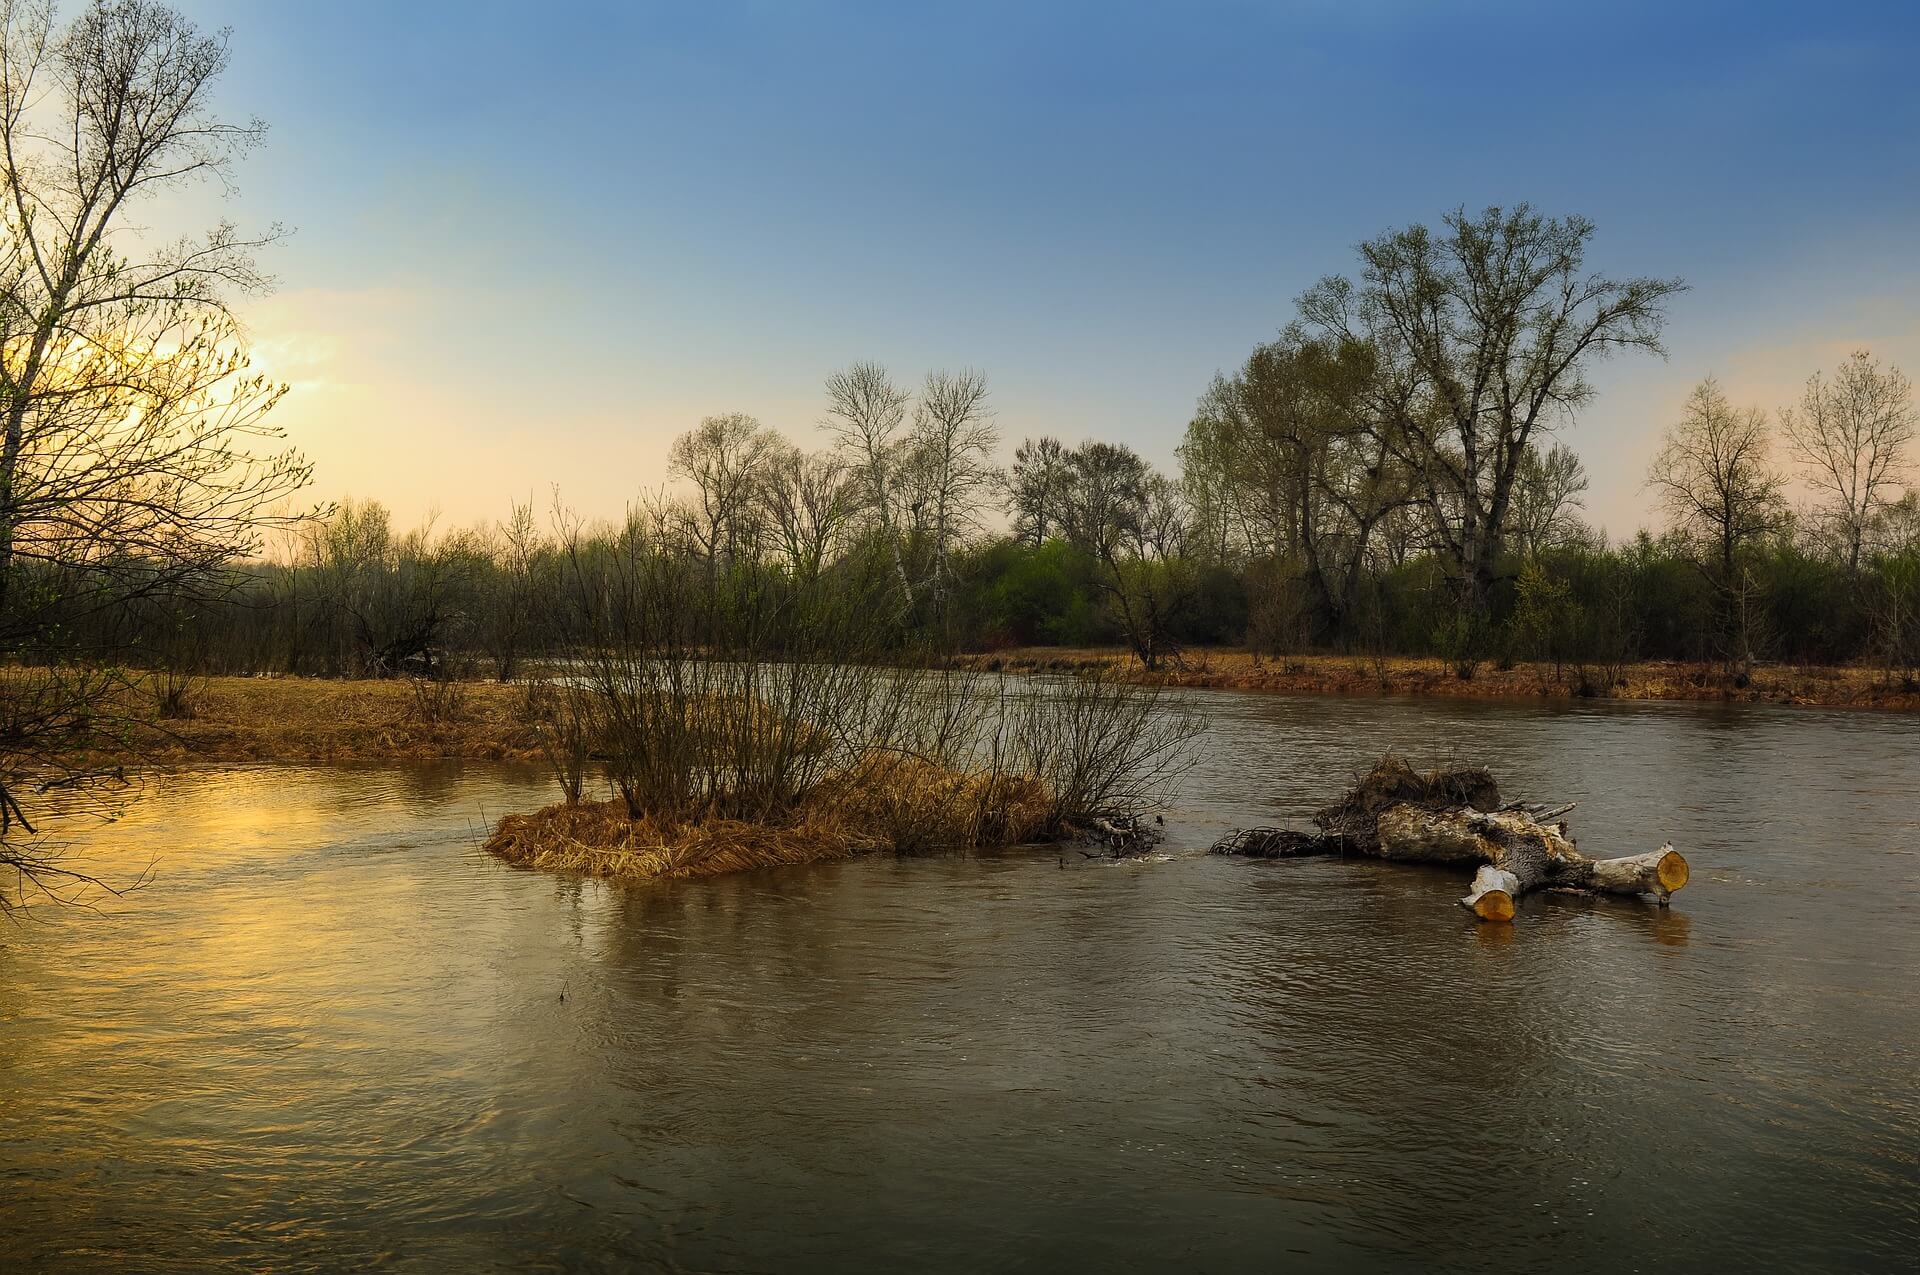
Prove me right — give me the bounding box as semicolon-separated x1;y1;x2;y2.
1211;758;1689;922
1085;813;1166;856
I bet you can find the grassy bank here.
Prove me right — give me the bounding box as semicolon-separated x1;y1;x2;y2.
106;675;544;764
59;647;1920;785
81;648;1920;780
961;648;1920;711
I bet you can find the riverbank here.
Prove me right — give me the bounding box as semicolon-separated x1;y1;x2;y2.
120;675;544;764
958;648;1920;710
56;648;1920;777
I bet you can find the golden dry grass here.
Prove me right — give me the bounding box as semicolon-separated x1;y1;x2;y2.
959;647;1920;711
486;802;858;881
113;674;544;764
484;753;1059;886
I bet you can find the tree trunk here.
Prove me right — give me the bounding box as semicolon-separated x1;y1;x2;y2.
1375;805;1688;920
1211;758;1690;922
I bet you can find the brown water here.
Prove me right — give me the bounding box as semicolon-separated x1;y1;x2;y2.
1;690;1917;1272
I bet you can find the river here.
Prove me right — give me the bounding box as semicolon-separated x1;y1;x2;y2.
2;689;1916;1271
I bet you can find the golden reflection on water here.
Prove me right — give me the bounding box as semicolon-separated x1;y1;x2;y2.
1649;905;1693;948
1472;918;1515;948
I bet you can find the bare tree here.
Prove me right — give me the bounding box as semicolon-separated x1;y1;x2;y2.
824;363;996;632
1508;442;1590;558
1778;350;1916;571
667;412;782;570
1005;435;1069;547
908;368;996;622
824;361;915;612
762;440;855;582
1301;205;1683;636
0;1;298;591
1649;379;1786;578
1649;379;1785;668
478;499;546;680
0;0;309;901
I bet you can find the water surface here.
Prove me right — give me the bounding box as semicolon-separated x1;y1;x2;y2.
2;690;1916;1271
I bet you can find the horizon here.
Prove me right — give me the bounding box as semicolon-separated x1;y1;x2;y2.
164;0;1920;539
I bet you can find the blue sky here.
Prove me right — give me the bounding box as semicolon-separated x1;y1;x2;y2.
172;0;1920;534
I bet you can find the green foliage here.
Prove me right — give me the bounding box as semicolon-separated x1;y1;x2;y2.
958;539;1111;648
1511;561;1577;672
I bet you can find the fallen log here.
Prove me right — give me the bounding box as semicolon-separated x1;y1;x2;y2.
1211;758;1688;921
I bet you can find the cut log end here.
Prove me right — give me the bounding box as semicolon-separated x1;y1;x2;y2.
1471;889;1515;922
1656;845;1689;894
1461;865;1522;922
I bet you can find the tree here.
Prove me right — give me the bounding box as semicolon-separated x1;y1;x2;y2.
1508;442;1590;559
1058;440;1193;669
0;0;308;900
762;441;854;582
477;499;546;681
1649;380;1785;578
667;412;782;570
824;361;915;613
1648;379;1785;668
907;368;996;624
300;501;484;678
1005;435;1069;548
1778;350;1915;571
1173;411;1245;564
1187;327;1410;643
1300;205;1683;639
825;362;996;635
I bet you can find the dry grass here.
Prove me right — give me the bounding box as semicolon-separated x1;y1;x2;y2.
484;753;1059;885
485;802;857;881
103;674;544;764
813;754;1057;853
958;647;1920;711
44;642;1916;781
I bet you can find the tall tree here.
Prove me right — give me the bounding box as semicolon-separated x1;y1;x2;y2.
1187;327;1409;642
762;441;854;582
0;0;308;895
1648;378;1785;669
908;368;996;623
1778;350;1915;571
823;361;915;613
1058;440;1192;669
1300;205;1682;638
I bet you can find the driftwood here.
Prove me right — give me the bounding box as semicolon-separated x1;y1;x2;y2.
1083;814;1164;857
1211;758;1688;921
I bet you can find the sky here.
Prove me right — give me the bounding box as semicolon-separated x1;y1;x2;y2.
160;0;1920;537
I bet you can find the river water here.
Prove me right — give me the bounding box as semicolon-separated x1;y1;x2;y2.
1;689;1916;1271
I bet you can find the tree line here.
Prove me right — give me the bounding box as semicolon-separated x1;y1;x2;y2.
90;209;1917;689
96;339;1918;693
